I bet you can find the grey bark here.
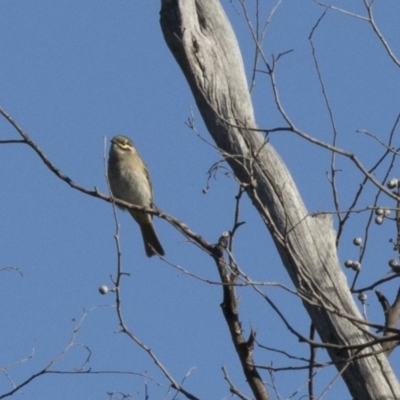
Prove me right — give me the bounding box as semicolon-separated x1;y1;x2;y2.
160;1;400;399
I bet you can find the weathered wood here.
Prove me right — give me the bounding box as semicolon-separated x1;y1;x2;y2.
160;0;400;399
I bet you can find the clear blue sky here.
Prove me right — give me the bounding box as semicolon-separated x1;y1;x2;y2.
1;1;400;399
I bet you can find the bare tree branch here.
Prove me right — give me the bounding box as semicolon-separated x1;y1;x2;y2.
159;1;400;398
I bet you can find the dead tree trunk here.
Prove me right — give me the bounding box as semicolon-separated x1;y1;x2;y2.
160;1;400;398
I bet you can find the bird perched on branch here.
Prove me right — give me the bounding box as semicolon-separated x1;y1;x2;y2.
108;135;165;257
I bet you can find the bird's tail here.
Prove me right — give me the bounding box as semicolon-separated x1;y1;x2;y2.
140;222;165;257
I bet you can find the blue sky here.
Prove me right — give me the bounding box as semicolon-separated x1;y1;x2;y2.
1;1;400;399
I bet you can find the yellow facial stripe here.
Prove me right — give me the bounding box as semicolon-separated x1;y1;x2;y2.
118;142;131;149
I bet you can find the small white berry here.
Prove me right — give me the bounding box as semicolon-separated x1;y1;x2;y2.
99;285;109;295
353;237;362;246
375;216;383;225
387;179;398;189
389;259;398;268
389;260;400;273
344;260;353;268
384;208;391;217
375;208;384;216
358;293;367;302
351;261;361;271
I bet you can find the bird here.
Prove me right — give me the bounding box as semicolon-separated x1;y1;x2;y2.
107;135;165;257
